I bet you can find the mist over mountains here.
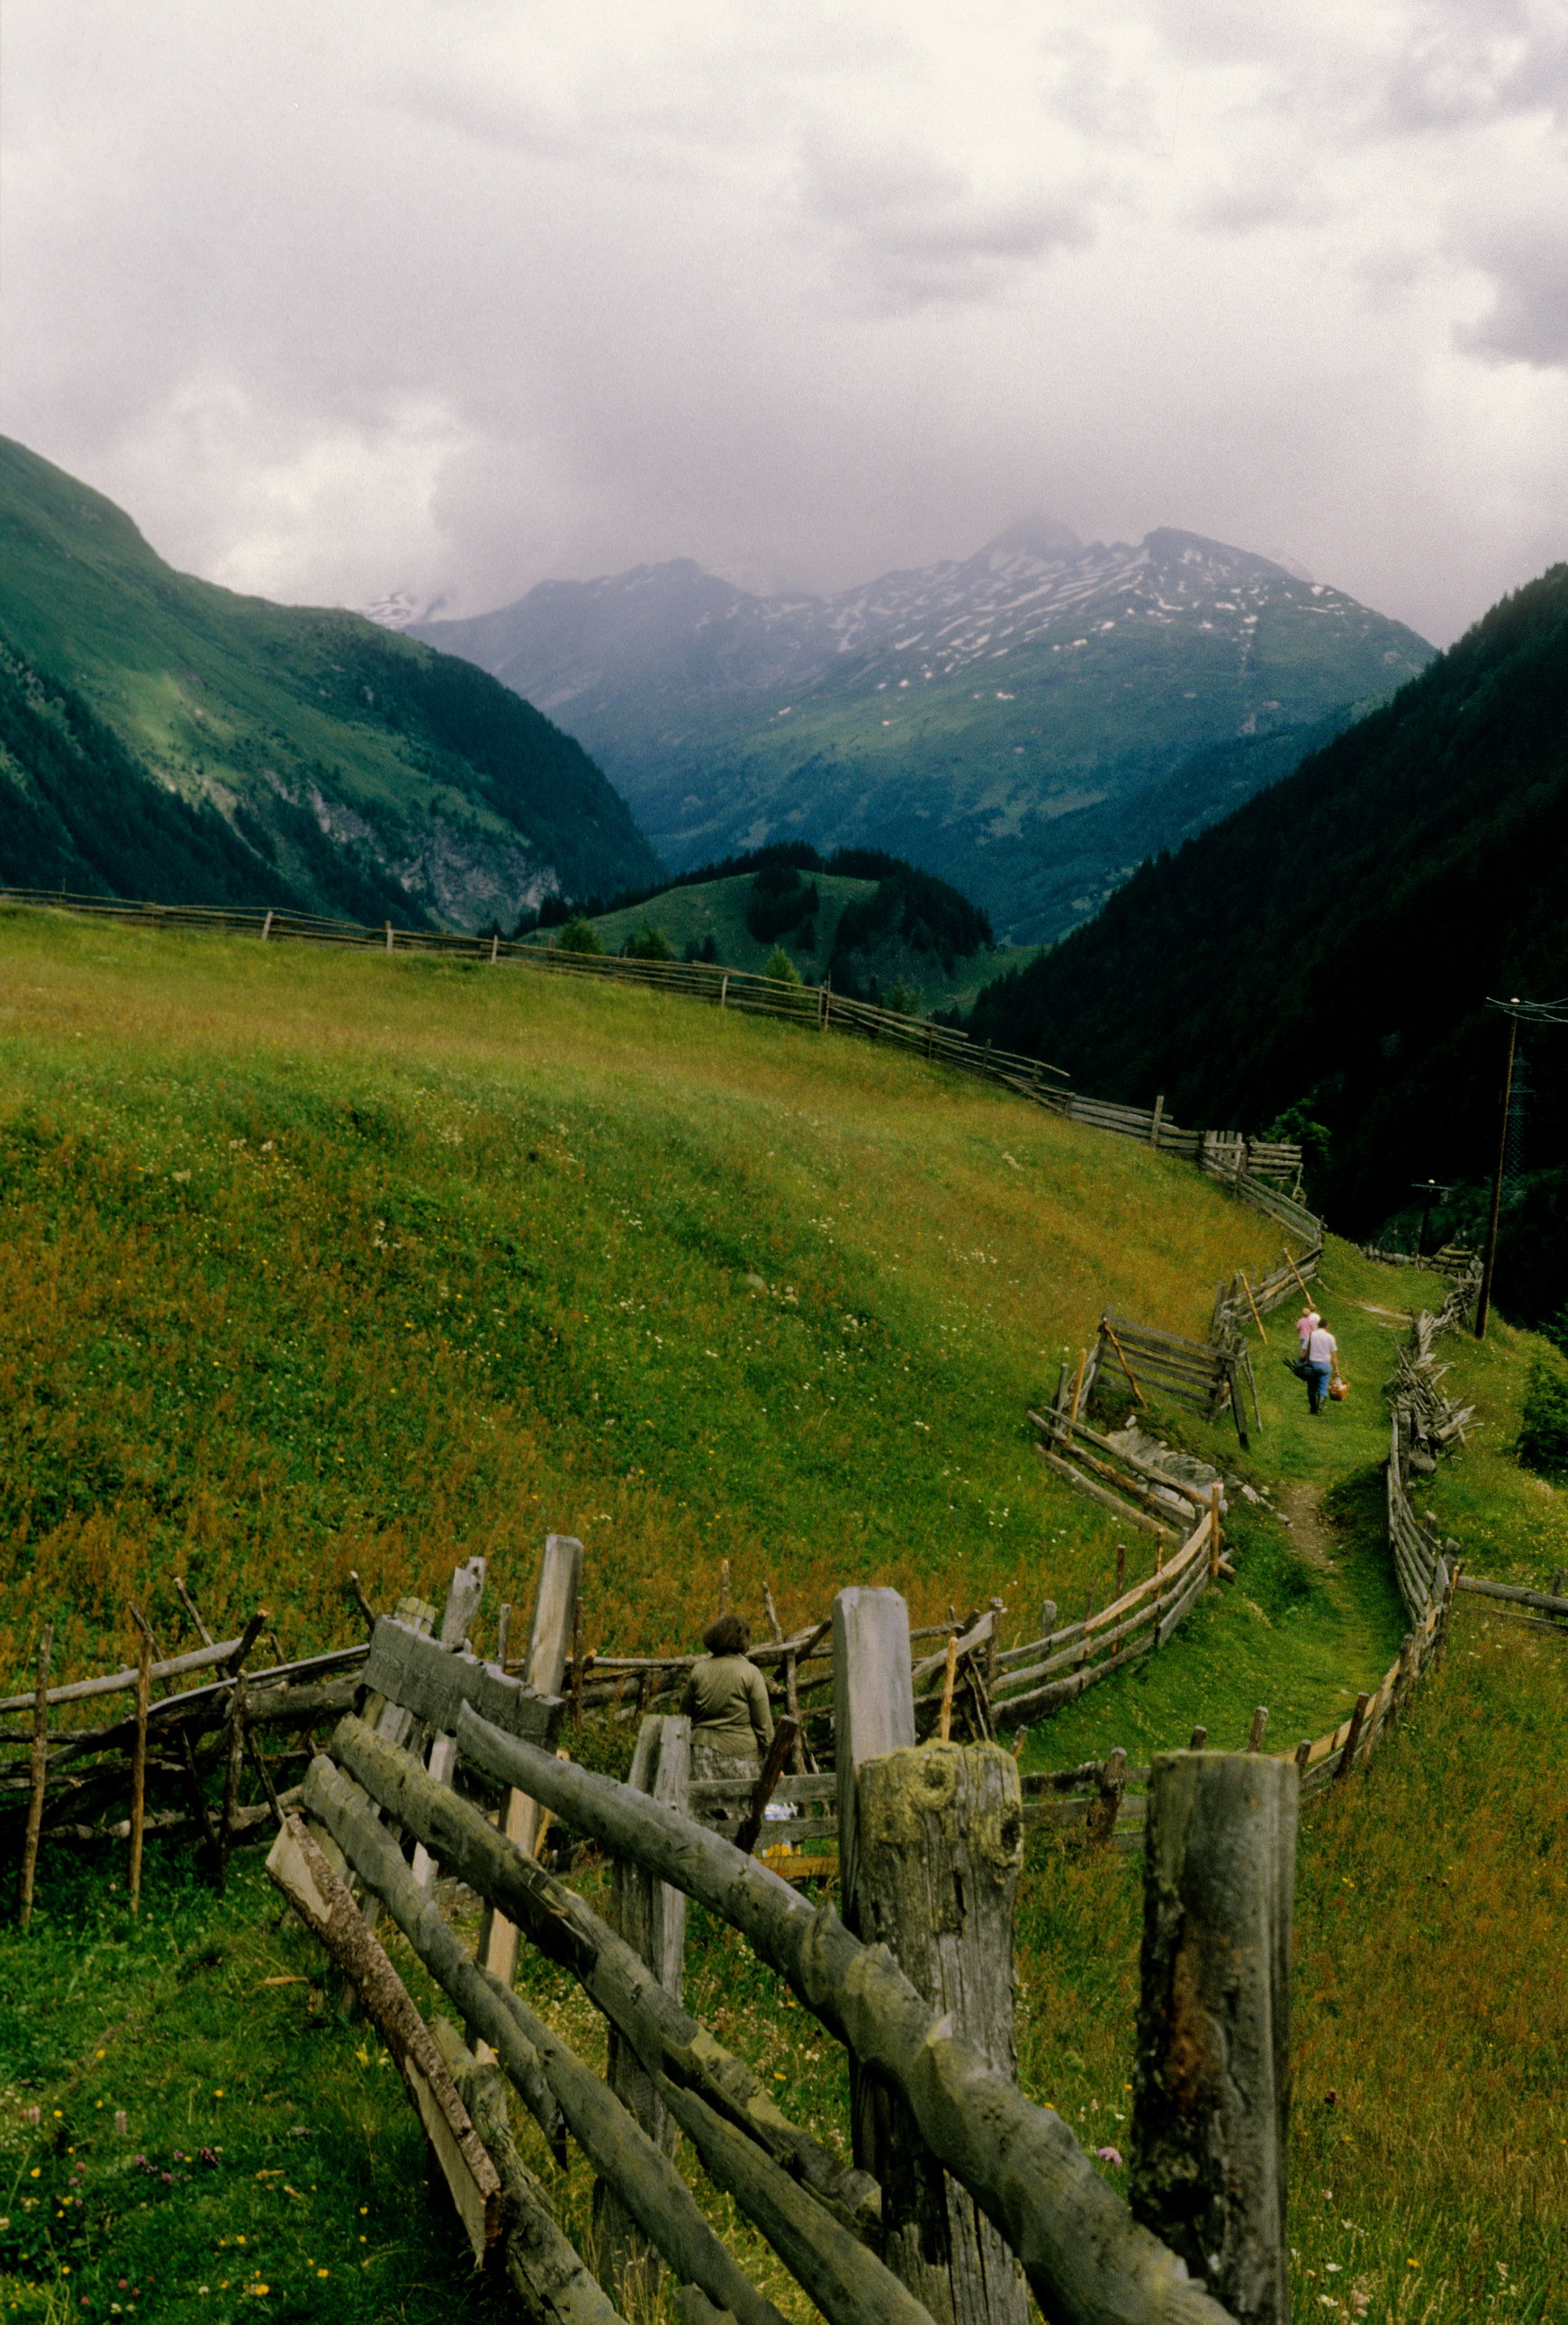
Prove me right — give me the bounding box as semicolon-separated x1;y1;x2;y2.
410;517;1434;942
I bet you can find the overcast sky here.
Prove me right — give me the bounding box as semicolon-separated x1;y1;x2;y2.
5;0;1568;643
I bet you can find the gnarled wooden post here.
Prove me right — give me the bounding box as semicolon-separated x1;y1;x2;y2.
1131;1751;1296;2325
596;1713;691;2307
837;1588;1028;2325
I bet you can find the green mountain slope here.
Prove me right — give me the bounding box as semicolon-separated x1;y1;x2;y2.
962;562;1568;1320
539;843;1032;1009
415;519;1432;942
0;438;660;926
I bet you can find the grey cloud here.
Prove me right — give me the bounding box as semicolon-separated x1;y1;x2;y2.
8;0;1568;653
1461;224;1568;365
796;138;1092;310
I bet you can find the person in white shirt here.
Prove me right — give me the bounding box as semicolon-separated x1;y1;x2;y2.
1303;1321;1338;1414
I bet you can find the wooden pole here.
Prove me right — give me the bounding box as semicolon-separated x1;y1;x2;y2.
480;1534;582;1984
853;1735;1029;2325
410;1557;488;1890
128;1615;153;1917
1238;1273;1268;1343
1335;1692;1371;1782
1114;1543;1127;1601
19;1622;54;1931
1087;1746;1127;1846
937;1633;959;1742
1280;1245;1313;1304
1149;1094;1164;1150
1101;1319;1148;1408
173;1575;215;1647
1068;1347;1087;1424
1132;1752;1295;2325
598;1713;693;2307
718;1559;732;1616
734;1718;798;1858
1476;1009;1519;1339
1187;1726;1207;1751
1209;1485;1222;1581
1245;1706;1269;1753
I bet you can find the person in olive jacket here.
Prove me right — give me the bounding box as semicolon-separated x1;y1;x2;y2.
682;1612;775;1787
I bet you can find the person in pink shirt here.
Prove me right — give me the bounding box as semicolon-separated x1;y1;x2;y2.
1296;1302;1320;1353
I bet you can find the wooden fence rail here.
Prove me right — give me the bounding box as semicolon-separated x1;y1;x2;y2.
267;1589;1246;2325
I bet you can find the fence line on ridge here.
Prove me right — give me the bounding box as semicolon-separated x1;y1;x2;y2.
0;885;1302;1210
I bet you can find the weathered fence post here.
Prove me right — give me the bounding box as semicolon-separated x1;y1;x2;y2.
595;1712;692;2305
410;1557;487;1890
836;1587;1029;2325
1131;1751;1296;2325
480;1535;581;1984
20;1621;54;1931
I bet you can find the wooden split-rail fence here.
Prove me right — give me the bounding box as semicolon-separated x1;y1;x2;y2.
0;886;1302;1207
1030;1256;1506;1851
2;1579;375;1927
266;1546;1297;2325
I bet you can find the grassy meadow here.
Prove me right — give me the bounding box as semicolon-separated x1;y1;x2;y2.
1;903;1565;2323
0;901;1286;1690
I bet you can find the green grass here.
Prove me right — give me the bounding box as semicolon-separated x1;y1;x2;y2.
0;901;1284;1687
2;905;1563;2324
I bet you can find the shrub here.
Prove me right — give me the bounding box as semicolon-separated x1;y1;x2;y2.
554;915;603;955
1517;1349;1568;1476
746;865;818;944
624;919;674;961
763;945;803;986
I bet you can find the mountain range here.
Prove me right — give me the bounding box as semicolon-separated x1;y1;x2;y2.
410;516;1434;942
0;438;658;927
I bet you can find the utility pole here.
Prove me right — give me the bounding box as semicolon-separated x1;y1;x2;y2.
1476;1006;1520;1340
1474;994;1568;1338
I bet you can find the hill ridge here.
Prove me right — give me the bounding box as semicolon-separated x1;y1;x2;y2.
0;436;661;929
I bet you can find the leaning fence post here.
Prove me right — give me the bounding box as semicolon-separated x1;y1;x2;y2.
480;1535;581;1985
1131;1751;1296;2325
128;1612;153;1917
836;1587;1028;2325
410;1557;487;1890
20;1621;55;1931
596;1711;692;2307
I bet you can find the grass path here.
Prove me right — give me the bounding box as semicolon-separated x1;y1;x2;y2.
1023;1239;1453;1767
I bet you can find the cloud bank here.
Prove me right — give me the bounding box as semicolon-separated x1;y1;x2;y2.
5;0;1568;642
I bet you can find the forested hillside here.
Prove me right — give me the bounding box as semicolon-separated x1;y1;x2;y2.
542;842;1011;1007
964;563;1568;1322
0;438;659;927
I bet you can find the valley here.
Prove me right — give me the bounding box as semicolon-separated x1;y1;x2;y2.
413;516;1432;942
